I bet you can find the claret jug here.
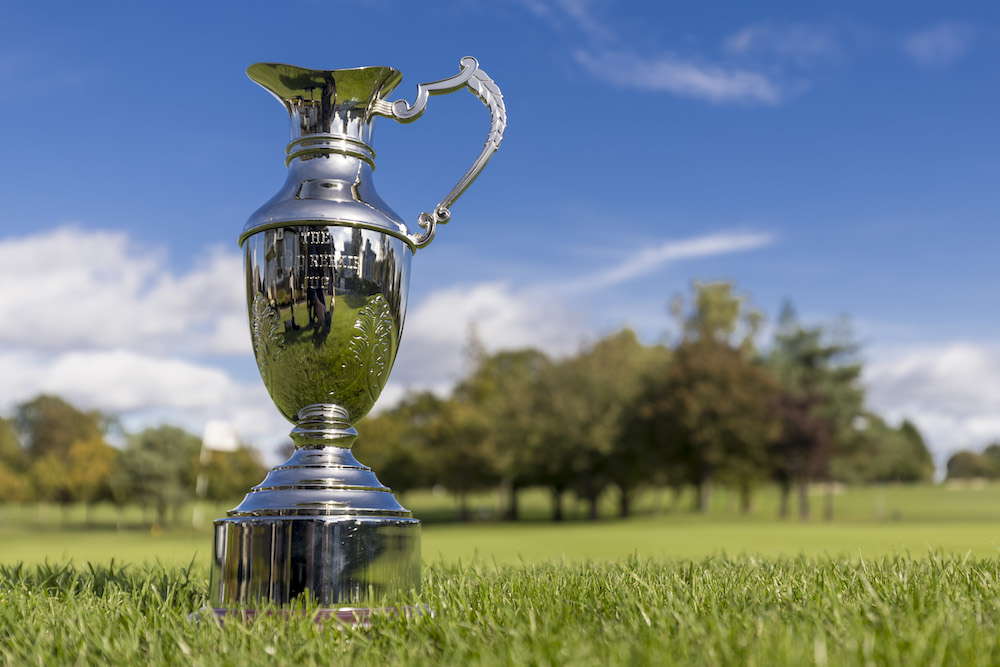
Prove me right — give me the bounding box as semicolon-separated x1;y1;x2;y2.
209;57;504;621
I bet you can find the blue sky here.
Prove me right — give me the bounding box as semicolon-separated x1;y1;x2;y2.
0;1;997;470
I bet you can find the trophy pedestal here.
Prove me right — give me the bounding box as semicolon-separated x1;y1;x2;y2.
209;444;421;615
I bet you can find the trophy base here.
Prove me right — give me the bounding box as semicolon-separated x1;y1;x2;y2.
209;603;428;628
209;515;421;612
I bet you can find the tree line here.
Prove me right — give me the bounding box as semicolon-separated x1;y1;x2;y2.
946;443;1000;481
359;282;936;521
0;281;948;526
0;396;265;526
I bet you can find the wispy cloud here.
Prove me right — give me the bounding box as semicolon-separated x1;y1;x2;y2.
901;22;974;67
562;231;775;292
724;21;842;64
516;2;847;105
513;0;616;42
575;49;784;104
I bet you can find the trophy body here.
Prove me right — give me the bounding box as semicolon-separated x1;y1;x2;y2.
209;58;504;618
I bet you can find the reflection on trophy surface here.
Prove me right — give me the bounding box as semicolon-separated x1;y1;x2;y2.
209;56;504;620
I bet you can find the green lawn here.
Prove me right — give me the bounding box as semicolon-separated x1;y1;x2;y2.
4;555;1000;665
3;483;1000;567
4;485;1000;664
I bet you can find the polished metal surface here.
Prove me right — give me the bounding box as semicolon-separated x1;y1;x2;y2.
243;226;409;426
210;516;420;609
212;56;505;614
377;56;506;248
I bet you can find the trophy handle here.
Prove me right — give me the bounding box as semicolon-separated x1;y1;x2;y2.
375;56;506;249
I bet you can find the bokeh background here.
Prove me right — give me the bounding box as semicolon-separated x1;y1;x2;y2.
1;0;998;476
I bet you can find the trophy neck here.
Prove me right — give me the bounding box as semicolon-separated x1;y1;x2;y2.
285;134;378;170
247;62;402;169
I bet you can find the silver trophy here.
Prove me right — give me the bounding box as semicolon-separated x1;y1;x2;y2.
209;57;505;621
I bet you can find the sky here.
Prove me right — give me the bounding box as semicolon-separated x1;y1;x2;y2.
0;1;998;472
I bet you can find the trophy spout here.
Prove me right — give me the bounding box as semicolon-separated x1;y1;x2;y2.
246;63;402;142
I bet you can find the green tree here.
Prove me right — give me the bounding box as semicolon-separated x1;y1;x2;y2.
200;446;267;501
14;395;106;459
835;416;934;485
642;337;781;513
886;419;934;482
422;396;496;521
576;330;670;519
28;452;73;517
0;418;29;506
63;435;117;523
530;335;662;522
979;442;1000;477
357;391;440;499
946;450;992;480
0;461;29;505
673;281;763;355
456;348;552;520
0;417;26;471
116;425;200;527
651;282;777;512
769;306;865;520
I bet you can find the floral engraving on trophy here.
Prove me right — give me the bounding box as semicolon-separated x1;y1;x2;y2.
250;292;285;391
345;294;393;402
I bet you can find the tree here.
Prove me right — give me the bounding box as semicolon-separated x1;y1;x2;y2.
673;281;764;355
422;397;496;521
14;395;106;459
768;305;865;520
451;348;552;520
116;425;200;527
833;415;934;485
0;417;26;472
768;391;832;520
648;282;778;513
0;461;29;505
0;418;29;506
199;446;268;501
28;452;73;518
642;337;781;513
357;391;440;499
577;330;670;518
979;442;1000;476
870;419;934;483
63;435;117;522
946;450;992;480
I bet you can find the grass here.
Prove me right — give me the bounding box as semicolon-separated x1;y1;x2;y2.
4;485;1000;663
5;483;1000;567
0;485;990;567
4;555;1000;664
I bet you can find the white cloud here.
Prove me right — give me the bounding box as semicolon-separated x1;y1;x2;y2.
901;23;973;67
0;347;287;453
394;281;584;387
575;49;784;104
864;342;1000;465
0;226;282;454
0;226;246;355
